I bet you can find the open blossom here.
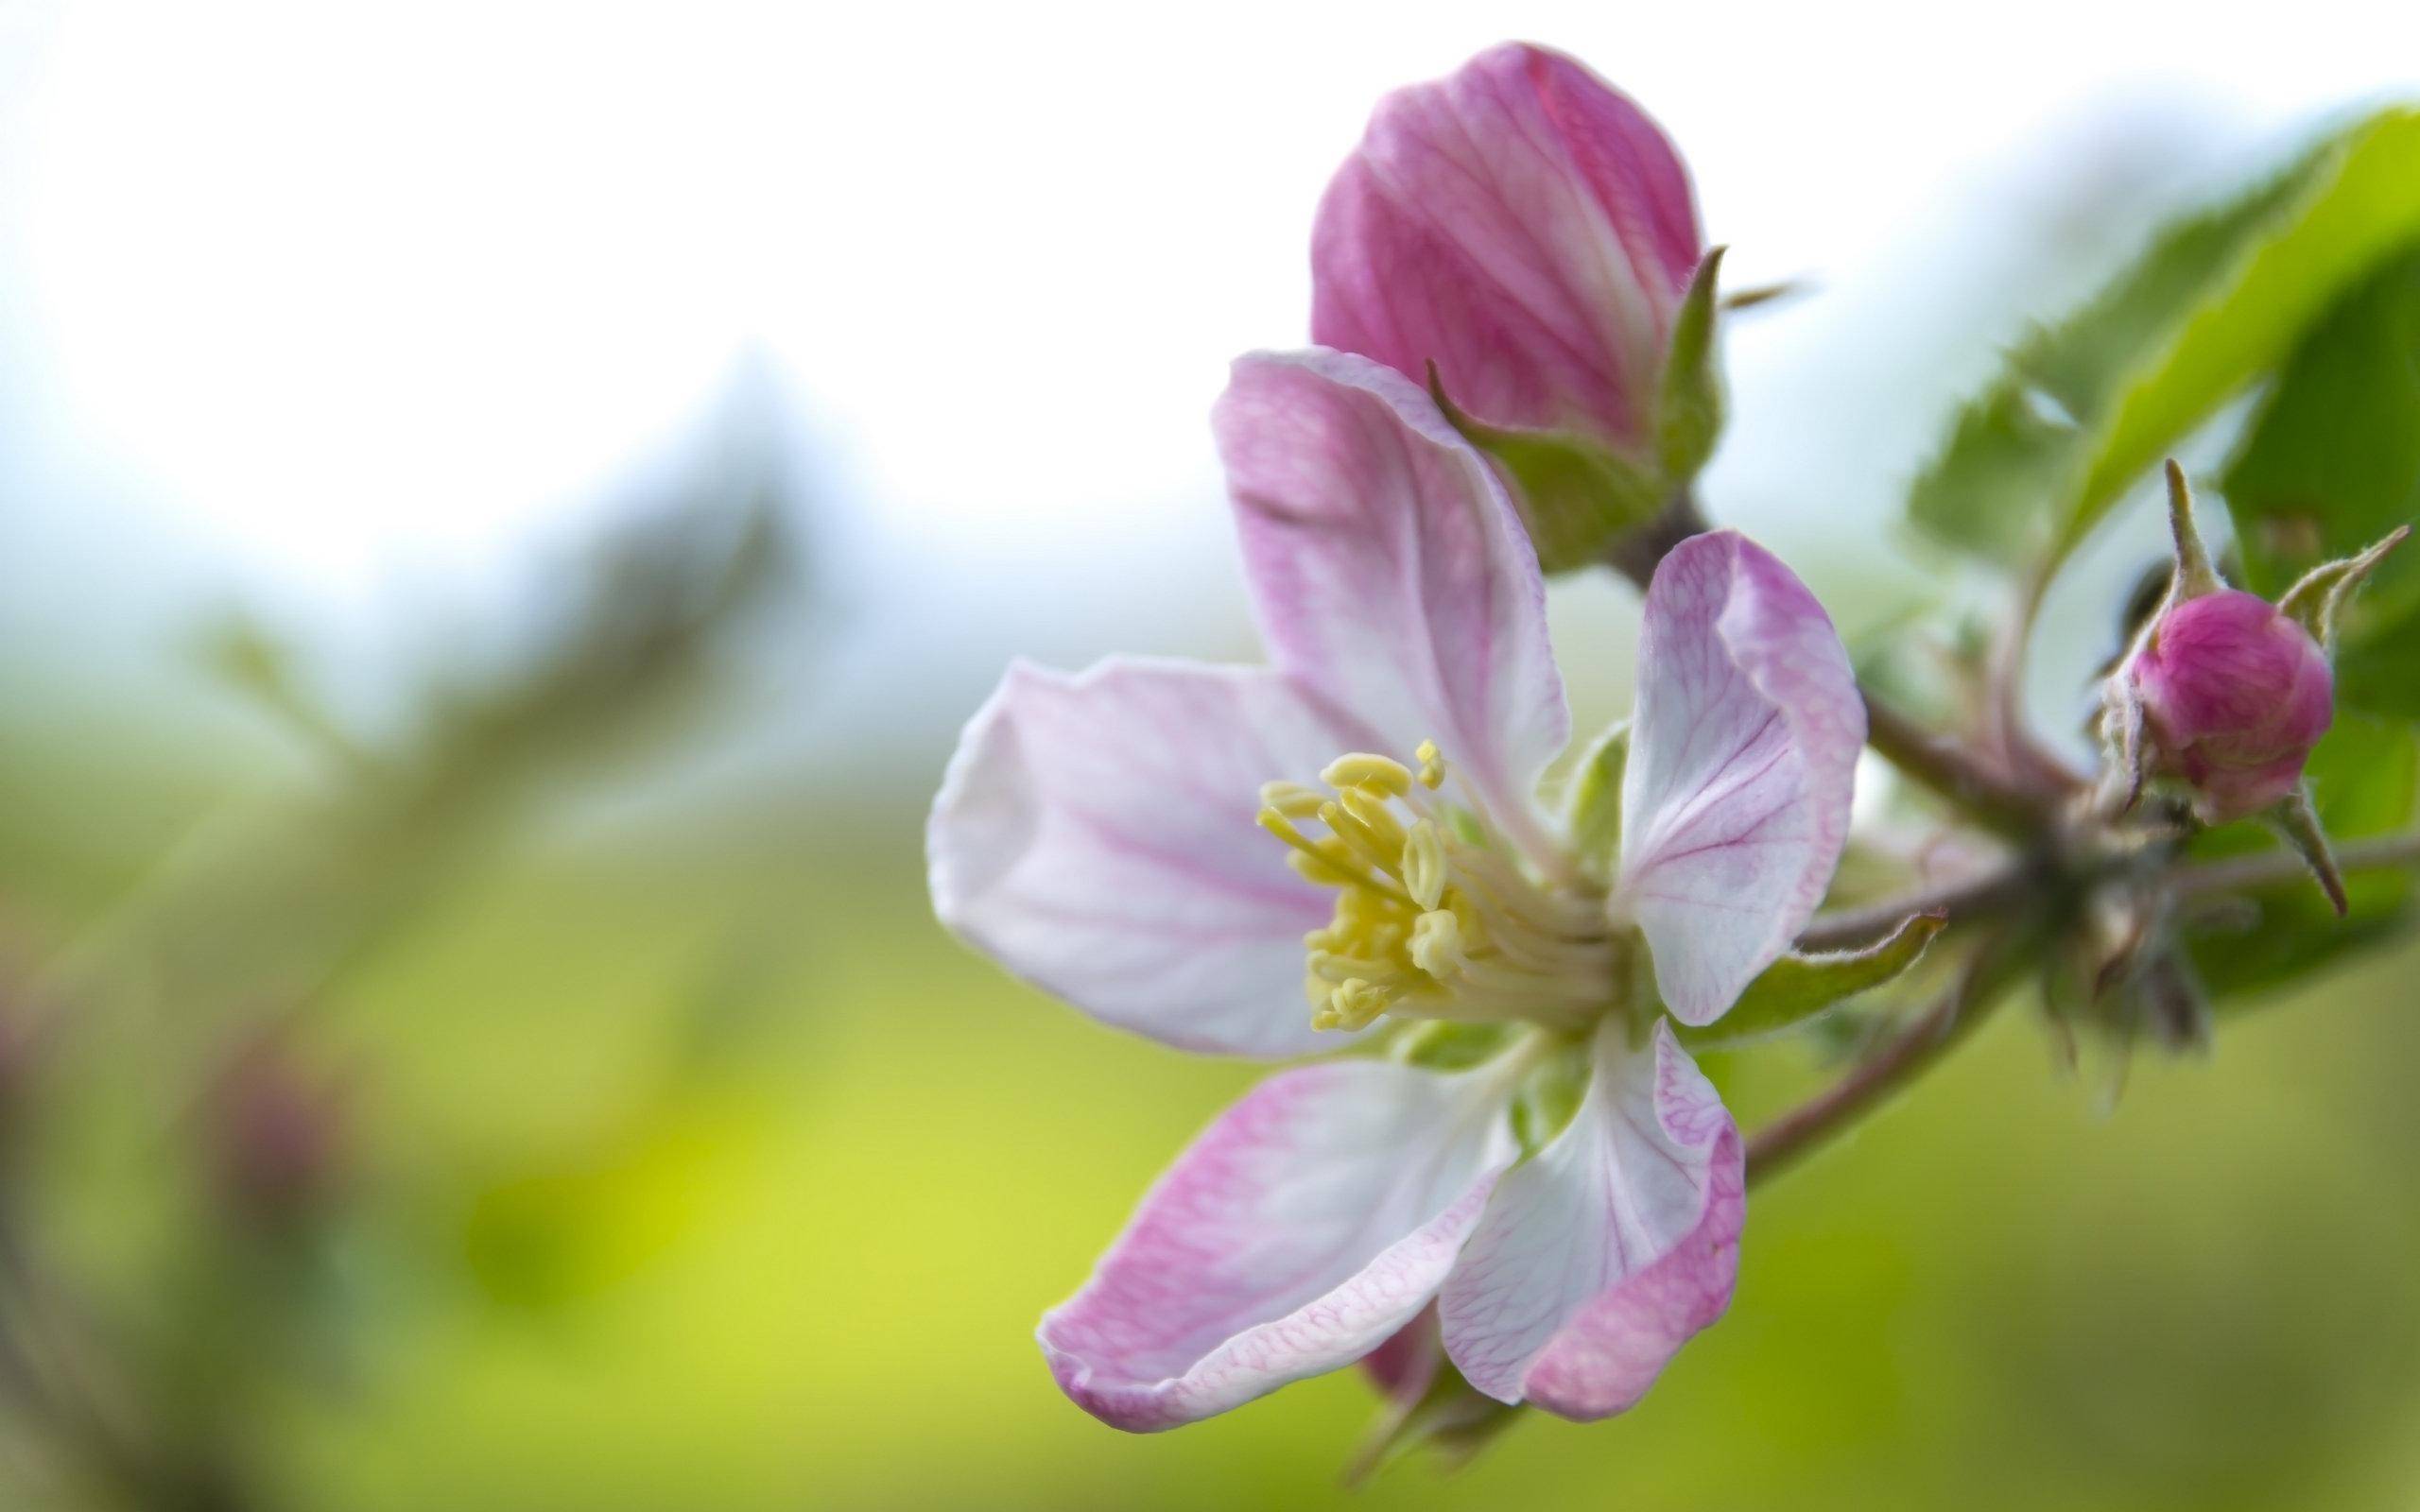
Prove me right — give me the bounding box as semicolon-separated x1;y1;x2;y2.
1312;42;1703;450
2129;590;2333;823
928;350;1860;1429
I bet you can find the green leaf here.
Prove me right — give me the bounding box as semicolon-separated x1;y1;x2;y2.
2190;712;2418;1003
1677;913;1946;1051
1656;247;1727;483
2223;243;2420;718
1426;366;1665;574
1560;721;1629;876
1911;107;2420;570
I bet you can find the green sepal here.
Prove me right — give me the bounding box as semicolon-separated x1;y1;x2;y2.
1347;1359;1522;1485
1677;913;1947;1051
2276;525;2409;648
1390;1020;1512;1072
2267;783;2350;917
1560;720;1629;876
1507;1038;1591;1156
1656;246;1727;483
1426;364;1665;574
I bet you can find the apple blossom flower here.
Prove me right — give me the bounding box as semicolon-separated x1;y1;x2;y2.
928;349;1860;1430
1311;42;1703;454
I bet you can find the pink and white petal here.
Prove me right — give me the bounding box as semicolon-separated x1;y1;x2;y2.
1439;1020;1743;1419
928;656;1363;1058
1616;531;1863;1026
1213;349;1567;833
1041;1058;1520;1431
1311;42;1701;442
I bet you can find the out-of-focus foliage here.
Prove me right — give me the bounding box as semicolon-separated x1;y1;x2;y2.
2187;713;2418;1004
0;431;793;1510
1910;108;2420;570
2224;245;2420;718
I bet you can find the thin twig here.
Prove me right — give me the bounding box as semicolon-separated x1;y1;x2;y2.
2171;831;2420;898
1794;862;2034;953
1859;693;2052;841
1745;936;2017;1187
1598;503;2056;840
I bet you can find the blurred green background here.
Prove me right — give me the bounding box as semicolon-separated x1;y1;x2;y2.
4;3;2420;1509
5;501;2416;1510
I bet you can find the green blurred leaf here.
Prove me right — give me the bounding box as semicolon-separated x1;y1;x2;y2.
2189;712;2418;1003
1679;913;1946;1051
2223;244;2420;717
1912;108;2420;570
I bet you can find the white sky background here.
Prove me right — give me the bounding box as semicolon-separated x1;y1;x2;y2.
1;0;2416;782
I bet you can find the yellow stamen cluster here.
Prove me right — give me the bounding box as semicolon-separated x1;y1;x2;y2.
1258;744;1616;1034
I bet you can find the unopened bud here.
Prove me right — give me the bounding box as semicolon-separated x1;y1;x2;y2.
1313;43;1720;570
208;1029;347;1227
2128;589;2333;822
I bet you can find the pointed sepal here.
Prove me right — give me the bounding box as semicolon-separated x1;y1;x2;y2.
1656;246;1728;483
2268;783;2350;916
1426;363;1664;574
2277;524;2409;648
1560;720;1629;875
2162;459;2225;601
1676;912;1946;1051
1347;1355;1523;1485
2097;672;2152;814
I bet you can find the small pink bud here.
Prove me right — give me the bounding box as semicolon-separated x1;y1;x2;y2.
2129;589;2334;822
208;1028;348;1226
1311;43;1703;451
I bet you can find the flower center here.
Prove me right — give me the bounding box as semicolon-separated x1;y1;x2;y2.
1258;741;1616;1033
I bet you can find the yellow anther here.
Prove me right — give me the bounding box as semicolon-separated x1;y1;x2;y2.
1321;799;1403;877
1264;809;1368;887
1322;753;1414;797
1401;822;1447;909
1259;781;1327;818
1339;786;1409;851
1414;739;1446;790
1409;908;1467;978
1322;978;1392;1032
1310;950;1403;984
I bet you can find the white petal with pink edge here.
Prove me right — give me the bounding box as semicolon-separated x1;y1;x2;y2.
1617;530;1864;1026
928;655;1367;1058
1438;1019;1743;1418
1039;1057;1519;1431
1213;350;1567;850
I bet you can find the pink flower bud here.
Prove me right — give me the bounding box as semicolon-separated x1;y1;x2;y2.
2129;589;2334;822
1311;43;1703;449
